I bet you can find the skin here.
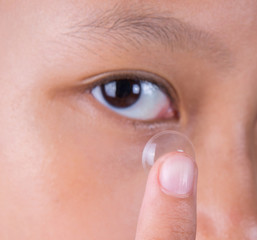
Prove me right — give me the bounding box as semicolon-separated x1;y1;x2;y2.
0;0;257;239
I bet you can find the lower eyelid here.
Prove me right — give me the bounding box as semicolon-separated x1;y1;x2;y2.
73;86;180;133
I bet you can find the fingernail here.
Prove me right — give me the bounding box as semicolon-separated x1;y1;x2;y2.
158;153;196;197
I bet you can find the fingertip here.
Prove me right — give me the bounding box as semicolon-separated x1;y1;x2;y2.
157;152;197;198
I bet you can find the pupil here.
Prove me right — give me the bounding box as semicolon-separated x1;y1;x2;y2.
101;79;142;108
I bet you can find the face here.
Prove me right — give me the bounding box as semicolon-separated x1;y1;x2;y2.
0;0;257;239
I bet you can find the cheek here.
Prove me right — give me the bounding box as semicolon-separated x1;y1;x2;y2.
34;96;149;237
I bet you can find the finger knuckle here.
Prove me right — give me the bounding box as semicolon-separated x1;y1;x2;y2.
169;217;196;240
153;215;195;239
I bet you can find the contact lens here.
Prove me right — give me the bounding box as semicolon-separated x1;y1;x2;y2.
142;130;195;169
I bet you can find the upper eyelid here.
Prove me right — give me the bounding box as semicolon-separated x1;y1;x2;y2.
76;70;179;103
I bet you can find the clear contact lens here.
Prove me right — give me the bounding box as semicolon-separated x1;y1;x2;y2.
142;130;195;169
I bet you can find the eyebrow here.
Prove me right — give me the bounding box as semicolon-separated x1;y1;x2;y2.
65;5;233;70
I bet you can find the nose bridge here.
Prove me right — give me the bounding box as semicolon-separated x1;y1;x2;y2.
192;79;257;196
194;102;257;238
198;118;255;195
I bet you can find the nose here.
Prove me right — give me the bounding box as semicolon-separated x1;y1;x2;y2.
192;107;257;239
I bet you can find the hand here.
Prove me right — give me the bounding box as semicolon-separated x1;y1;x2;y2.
135;152;198;240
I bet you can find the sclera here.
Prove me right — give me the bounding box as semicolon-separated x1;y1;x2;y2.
142;130;195;169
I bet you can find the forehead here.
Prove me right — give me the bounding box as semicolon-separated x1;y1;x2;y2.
1;0;257;73
3;0;256;25
2;0;257;41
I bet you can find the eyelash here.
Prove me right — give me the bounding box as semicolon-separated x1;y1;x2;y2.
79;70;180;122
87;73;163;92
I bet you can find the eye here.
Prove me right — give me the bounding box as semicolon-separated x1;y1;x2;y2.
91;72;178;121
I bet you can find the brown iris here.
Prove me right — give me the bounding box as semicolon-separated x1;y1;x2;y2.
100;79;142;108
